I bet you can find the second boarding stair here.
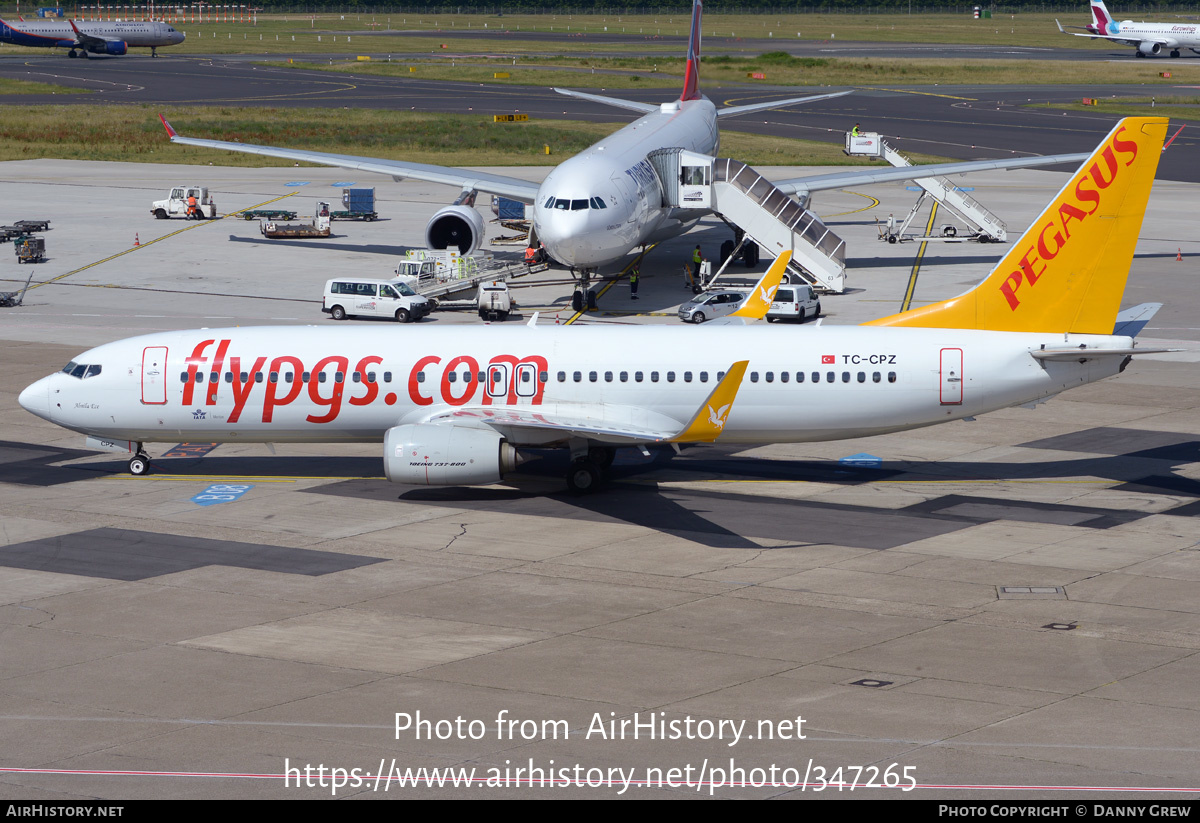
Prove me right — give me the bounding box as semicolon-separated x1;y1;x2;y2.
845;132;1007;243
648;148;847;294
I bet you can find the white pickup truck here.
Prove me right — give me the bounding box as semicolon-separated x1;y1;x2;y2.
151;186;217;220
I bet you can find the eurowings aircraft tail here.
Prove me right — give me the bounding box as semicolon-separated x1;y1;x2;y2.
864;117;1167;335
1090;0;1115;33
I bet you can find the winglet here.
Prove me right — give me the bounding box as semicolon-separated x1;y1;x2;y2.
1056;19;1065;33
159;114;177;139
729;251;790;320
670;360;749;443
68;18;81;36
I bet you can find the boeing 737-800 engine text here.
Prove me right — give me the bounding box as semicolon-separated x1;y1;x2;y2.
19;119;1174;493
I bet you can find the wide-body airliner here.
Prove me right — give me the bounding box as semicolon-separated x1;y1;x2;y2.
1058;0;1200;57
0;18;184;57
161;0;1085;301
20;118;1173;493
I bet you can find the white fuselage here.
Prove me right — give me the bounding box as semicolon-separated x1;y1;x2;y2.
0;19;184;49
531;97;719;270
20;325;1132;448
1098;20;1200;49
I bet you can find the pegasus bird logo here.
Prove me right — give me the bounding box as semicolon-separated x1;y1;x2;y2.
707;403;732;429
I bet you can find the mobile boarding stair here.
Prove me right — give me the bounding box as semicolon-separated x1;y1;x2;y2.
648;148;847;294
844;132;1007;244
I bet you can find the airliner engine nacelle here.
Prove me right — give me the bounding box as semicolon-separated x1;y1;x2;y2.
425;205;484;256
1138;41;1161;55
104;40;128;55
383;423;522;486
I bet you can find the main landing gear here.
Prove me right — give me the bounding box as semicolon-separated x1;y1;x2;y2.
565;446;616;495
128;445;151;476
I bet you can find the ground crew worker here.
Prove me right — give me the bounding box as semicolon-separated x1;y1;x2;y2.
186;192;198;218
629;266;639;300
851;123;861;137
524;245;537;266
692;244;703;282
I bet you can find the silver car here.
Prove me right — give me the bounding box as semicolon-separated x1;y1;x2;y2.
677;290;746;323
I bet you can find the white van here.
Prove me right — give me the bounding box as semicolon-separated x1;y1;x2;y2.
766;283;821;323
323;278;432;323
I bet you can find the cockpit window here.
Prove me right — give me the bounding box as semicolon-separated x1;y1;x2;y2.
553;198;570;210
590;197;607;209
544;196;555;208
62;361;101;379
571;199;588;211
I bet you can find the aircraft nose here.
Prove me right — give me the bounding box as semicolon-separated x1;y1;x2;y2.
18;377;51;421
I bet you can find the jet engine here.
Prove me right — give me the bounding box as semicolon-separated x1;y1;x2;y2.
383;423;523;486
103;40;129;55
425;205;484;255
1138;41;1161;56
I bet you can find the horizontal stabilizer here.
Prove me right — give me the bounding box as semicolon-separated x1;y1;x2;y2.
552;88;657;114
1112;302;1162;337
717;90;851;119
1031;346;1175;361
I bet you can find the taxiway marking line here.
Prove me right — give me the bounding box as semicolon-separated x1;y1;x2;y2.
899;201;939;313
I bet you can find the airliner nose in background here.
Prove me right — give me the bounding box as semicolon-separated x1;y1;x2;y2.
0;17;184;57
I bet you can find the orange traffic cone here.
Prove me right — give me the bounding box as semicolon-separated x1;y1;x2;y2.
134;233;140;247
1177;248;1183;261
555;313;560;325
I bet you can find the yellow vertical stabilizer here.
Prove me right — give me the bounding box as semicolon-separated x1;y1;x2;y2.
864;117;1167;334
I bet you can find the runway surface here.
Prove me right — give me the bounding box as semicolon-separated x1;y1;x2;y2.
0;51;1198;182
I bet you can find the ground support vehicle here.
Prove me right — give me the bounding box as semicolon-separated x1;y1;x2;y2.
331;188;377;221
260;203;332;239
151;186;217;220
14;237;45;263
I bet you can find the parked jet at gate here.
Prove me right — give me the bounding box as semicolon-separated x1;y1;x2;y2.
19;119;1173;493
160;0;1086;299
1057;0;1200;57
0;17;184;57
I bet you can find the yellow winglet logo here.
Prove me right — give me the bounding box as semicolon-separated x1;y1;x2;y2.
671;360;750;443
730;251;790;320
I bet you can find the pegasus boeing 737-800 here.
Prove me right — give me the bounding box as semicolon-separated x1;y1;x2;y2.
160;0;1087;301
0;17;184;57
19;118;1174;493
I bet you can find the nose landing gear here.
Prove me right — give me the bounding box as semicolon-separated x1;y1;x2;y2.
128;444;151;476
